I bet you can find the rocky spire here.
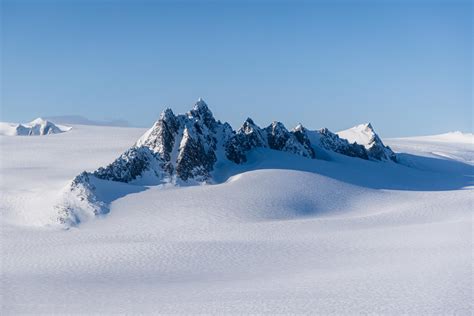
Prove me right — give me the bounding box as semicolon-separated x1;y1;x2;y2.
189;98;215;129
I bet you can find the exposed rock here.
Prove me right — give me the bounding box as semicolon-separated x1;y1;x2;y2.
175;126;216;181
225;118;267;163
291;124;316;159
265;122;315;158
94;147;160;183
318;128;369;160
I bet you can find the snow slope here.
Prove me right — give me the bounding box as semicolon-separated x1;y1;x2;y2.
337;123;376;146
396;131;473;144
0;118;71;136
1;124;472;314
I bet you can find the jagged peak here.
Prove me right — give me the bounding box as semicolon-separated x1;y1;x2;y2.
293;123;306;132
358;122;375;134
239;118;261;135
244;117;255;125
269;121;287;129
337;122;380;146
350;122;375;133
193;97;207;109
319;127;332;135
188;98;215;128
159;108;175;121
267;121;290;135
191;98;212;116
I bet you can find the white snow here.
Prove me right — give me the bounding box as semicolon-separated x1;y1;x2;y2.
1;124;472;314
337;123;376;147
396;131;473;144
0;118;71;136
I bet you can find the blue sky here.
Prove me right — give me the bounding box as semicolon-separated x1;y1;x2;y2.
1;0;472;137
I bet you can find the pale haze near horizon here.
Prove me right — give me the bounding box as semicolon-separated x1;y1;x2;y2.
1;0;472;137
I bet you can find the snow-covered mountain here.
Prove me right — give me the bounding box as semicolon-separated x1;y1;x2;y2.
0;118;71;136
55;99;398;226
337;123;397;161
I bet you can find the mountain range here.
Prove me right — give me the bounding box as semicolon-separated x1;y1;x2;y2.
0;118;71;136
55;99;397;226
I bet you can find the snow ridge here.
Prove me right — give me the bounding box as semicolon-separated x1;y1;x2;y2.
56;99;398;226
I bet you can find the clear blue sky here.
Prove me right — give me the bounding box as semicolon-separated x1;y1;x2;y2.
1;0;472;137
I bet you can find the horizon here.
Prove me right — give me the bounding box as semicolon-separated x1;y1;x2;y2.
2;0;472;137
6;97;473;139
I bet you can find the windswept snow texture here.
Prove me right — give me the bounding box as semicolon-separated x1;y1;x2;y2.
56;100;401;225
0;118;71;136
1;122;472;314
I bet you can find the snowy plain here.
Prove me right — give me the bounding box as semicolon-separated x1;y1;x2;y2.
1;124;472;314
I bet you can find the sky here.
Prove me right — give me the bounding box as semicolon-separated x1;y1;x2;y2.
1;0;472;137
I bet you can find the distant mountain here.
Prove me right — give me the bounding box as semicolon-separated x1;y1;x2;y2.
0;118;71;136
55;99;398;226
44;115;130;127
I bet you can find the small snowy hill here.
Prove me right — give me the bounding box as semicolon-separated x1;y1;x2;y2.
0;118;71;136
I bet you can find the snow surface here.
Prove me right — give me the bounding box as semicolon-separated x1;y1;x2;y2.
1;124;472;314
395;131;473;144
0;118;71;136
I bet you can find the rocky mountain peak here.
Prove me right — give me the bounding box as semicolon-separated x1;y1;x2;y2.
268;121;287;132
160;108;176;121
189;98;215;128
56;100;399;226
293;123;306;132
337;123;397;161
239;118;260;134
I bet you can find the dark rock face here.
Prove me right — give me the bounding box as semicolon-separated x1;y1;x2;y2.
291;124;316;159
363;125;397;162
265;122;315;158
225;118;267;163
94;147;158;183
175;126;217;181
136;108;179;162
318;128;369;160
188;98;217;130
225;120;316;163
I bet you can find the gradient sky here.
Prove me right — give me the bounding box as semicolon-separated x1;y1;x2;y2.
1;0;472;137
